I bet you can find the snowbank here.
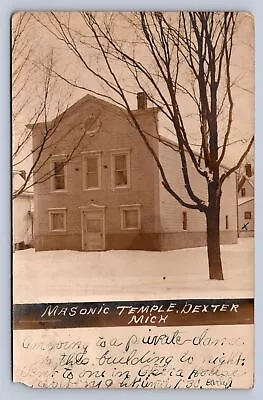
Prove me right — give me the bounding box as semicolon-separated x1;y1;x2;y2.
13;238;254;304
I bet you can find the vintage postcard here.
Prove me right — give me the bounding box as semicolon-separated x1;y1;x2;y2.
12;11;254;389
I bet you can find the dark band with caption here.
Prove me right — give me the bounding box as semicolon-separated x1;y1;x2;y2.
13;298;254;330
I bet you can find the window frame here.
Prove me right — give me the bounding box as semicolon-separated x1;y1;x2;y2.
111;149;131;189
120;204;141;231
182;211;188;231
82;151;102;191
245;164;252;177
48;208;67;232
51;155;67;192
244;211;252;220
225;215;229;230
241;187;246;197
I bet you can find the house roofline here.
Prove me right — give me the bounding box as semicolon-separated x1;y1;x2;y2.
238;174;254;192
26;93;128;129
238;196;254;206
14;191;34;199
158;134;234;172
26;93;159;130
25;91;245;174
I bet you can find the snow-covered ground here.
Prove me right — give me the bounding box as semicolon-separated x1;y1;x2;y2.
13;238;254;304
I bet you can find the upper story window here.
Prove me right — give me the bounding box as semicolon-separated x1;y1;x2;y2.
51;156;67;192
83;152;101;190
111;150;131;189
241;187;246;197
245;163;252;177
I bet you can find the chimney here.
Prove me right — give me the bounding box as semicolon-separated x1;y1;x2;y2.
137;92;147;110
245;163;252;177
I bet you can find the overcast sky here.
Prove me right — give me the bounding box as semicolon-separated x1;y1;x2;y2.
12;11;254;170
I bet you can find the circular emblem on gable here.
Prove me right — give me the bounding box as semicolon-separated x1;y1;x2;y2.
82;113;102;137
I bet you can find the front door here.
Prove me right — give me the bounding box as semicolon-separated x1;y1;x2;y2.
83;211;105;251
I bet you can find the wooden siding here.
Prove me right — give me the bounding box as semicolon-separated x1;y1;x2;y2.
33;97;160;250
158;142;238;245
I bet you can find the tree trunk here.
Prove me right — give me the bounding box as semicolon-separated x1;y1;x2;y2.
206;183;224;280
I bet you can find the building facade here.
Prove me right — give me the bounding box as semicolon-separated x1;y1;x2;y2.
32;93;238;251
237;164;254;237
13;175;34;250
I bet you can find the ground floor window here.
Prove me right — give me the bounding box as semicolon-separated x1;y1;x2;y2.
120;204;141;230
225;215;229;230
182;211;188;230
48;208;67;232
244;211;252;220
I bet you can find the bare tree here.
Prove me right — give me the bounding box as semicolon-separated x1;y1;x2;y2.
12;12;35;191
12;13;99;199
35;11;254;280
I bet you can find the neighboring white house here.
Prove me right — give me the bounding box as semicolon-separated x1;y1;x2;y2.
13;174;34;250
237;163;254;237
238;197;254;237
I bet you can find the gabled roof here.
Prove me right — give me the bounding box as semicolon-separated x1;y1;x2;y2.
14;191;34;199
26;91;159;131
26;93;127;129
25;91;249;175
238;176;246;192
158;134;233;171
238;175;254;192
238;196;254;206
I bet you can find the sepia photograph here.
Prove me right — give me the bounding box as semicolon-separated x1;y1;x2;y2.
12;11;254;389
